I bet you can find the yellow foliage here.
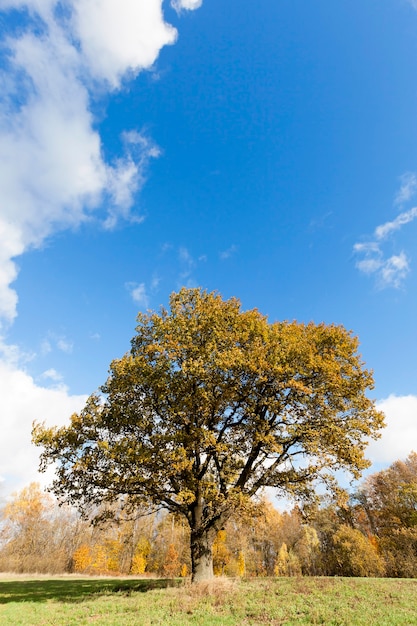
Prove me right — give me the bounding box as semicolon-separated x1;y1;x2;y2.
4;483;52;527
131;552;147;575
163;543;180;578
237;550;246;577
213;529;231;576
274;543;289;576
333;525;386;577
73;544;92;573
274;543;301;577
105;539;122;573
32;287;385;582
91;544;108;575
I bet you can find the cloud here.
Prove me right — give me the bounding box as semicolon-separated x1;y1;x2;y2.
179;246;194;267
374;206;417;240
219;244;237;260
72;0;177;88
40;368;63;382
158;245;206;287
126;282;150;308
56;337;74;354
126;273;162;308
103;132;161;229
353;176;417;288
394;172;417;206
367;395;417;464
178;246;197;285
0;358;87;494
379;253;410;287
39;333;74;354
0;337;34;367
0;0;203;497
171;0;203;13
354;246;410;289
150;275;161;291
39;367;70;391
0;0;188;325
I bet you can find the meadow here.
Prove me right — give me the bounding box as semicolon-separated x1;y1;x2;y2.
0;575;416;626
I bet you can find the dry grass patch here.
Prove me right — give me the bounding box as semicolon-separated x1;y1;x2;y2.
172;576;238;614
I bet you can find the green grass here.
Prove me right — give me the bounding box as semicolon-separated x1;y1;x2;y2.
0;575;416;625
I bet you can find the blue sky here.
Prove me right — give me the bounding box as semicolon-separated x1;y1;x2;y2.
0;0;416;497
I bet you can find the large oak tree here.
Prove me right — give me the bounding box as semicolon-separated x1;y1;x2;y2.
33;288;384;581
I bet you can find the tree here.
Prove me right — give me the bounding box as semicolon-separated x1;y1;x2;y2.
274;542;302;576
213;529;231;575
356;451;417;535
33;287;384;582
0;483;85;574
355;451;417;577
0;483;52;573
331;525;386;577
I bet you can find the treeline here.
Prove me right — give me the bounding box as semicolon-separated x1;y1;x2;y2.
0;452;416;578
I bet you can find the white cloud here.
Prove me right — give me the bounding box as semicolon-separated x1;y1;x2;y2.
178;246;197;285
126;282;150;308
40;339;52;355
0;0;192;325
179;246;194;266
353;241;380;255
367;395;417;464
56;337;74;354
219;244;237;260
39;333;74;354
374;206;417;240
71;0;177;88
171;0;203;13
0;359;87;494
355;256;383;275
0;222;22;322
126;273;163;308
394;172;417;206
104;132;160;229
353;177;417;288
151;275;161;291
379;252;410;288
354;243;410;289
0;337;34;366
40;368;63;382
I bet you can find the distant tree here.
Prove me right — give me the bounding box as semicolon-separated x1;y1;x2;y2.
237;550;246;577
380;528;417;578
73;544;92;573
213;529;231;575
357;451;417;535
294;525;320;575
0;483;52;572
274;542;289;576
163;543;180;578
33;288;384;582
0;483;84;573
356;451;417;577
130;537;151;575
147;512;190;576
332;525;386;577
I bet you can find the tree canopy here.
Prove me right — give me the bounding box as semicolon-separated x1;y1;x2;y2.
33;287;384;581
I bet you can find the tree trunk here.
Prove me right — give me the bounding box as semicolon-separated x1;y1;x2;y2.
190;527;216;582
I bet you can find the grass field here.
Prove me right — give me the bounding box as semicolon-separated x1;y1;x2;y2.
0;574;416;625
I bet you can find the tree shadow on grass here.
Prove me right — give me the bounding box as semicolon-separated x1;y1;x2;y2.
0;577;181;604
